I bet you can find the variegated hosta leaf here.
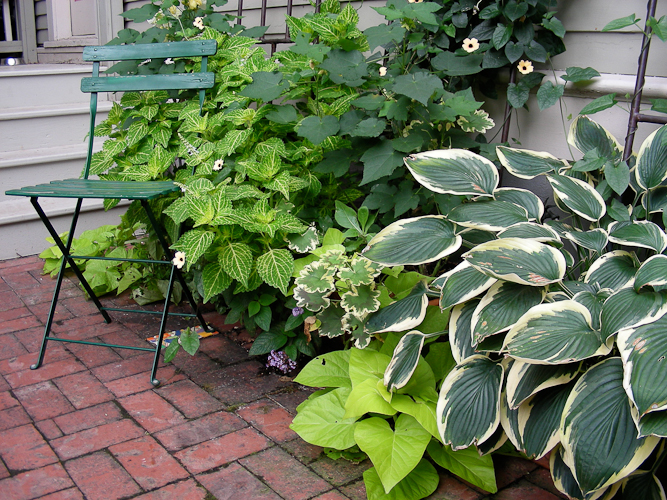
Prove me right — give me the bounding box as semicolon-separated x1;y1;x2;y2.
171;229;214;272
635;255;667;291
316;302;344;337
449;299;480;364
572;288;611;331
601;287;667;340
471;281;545;344
438;261;497;310
337;255;383;286
362;216;461;266
563;228;609;254
293;285;332;313
617;314;667;418
257;249;293;295
477;425;508;456
500;386;523;454
295;261;336;293
585;250;639;291
494;187;545;221
384;331;427;392
496;146;568;179
404;149;498;197
458;228;497;249
618;470;667;500
608;220;667;253
560;357;660;495
568;115;623;161
550;445;587;500
547;173;606;221
366;282;429;334
286;225;319;253
436;355;504;450
463;238;566;286
635;410;667;438
643;186;667;214
340;284;381;316
506;359;581;409
503;301;610;364
448;200;529;232
636;124;667;190
498;222;561;245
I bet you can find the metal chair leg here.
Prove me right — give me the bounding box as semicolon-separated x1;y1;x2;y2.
150;265;176;386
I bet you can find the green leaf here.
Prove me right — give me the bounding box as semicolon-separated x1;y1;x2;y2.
635;255;667;291
391;72;444;106
496;146;567;179
448;200;529;232
525;40;548;63
340;284;381;316
355;414;431;493
360;140;404;185
295;350;352;388
562;228;608;254
384;331;427;392
602;14;639;31
126;120;149;148
548;173;606;221
265;105;298;124
349;348;390;388
344;378;396;419
179;327;200;356
427;442;497;493
618;470;667;500
651;99;667;114
286;226;319;254
504;1;528;21
366;283;429;334
505;360;581;409
561;67;600;83
171;229;214;272
219;242;253;287
568;115;623;160
647;15;667;41
431;51;484;76
257;249;293;295
543;16;566;38
636;125;667;190
579;94;618;115
163;338;180;363
605;160;631;195
492;23;513;49
202;262;232;303
494;187;545;221
248;331;288;356
507;82;530;108
437;261;496;310
320;49;368;86
297;115;340;145
121;3;159;22
449;299;480;364
239;72;288;102
536;82;564;111
364;23;406;51
363;460;439;500
585;250;638;291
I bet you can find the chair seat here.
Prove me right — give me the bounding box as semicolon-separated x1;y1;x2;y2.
5;179;180;200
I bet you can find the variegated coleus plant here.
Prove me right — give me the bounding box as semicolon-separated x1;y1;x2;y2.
356;116;667;500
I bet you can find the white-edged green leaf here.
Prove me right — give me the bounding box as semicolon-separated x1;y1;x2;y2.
563;228;609;253
340;284;381;316
404;149;498;196
548;174;606;221
294;286;332;313
171;229;214;272
438;261;497;310
636;125;667;190
618;470;667;500
286;225;319;253
560;357;660;494
573;288;611;331
202;262;232;302
585;251;639;291
316;302;344;336
635;255;667;291
464;238;566;286
506;359;581;409
550;445;586;500
449;299;480;364
471;281;545;343
219;242;253;286
363;459;439;500
384;331;426;392
294;350;352;388
427;441;497;493
295;261;336;293
437;355;503;450
601;286;667;340
366;282;429;334
448;200;529;231
568;115;623;161
362;215;461;266
496;146;568;179
498;222;561;244
608;220;667;253
503;301;610;364
494;187;545;221
636;411;667;439
257;249;293;295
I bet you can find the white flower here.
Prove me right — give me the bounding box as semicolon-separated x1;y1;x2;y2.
164;58;174;65
462;38;479;53
213;159;224;171
193;17;204;29
168;5;182;18
518;60;534;75
379;66;387;77
172;251;186;269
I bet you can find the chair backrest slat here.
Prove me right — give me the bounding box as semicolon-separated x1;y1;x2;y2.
81;73;215;93
82;40;217;61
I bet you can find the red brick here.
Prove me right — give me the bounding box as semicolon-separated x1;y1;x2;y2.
0;348;70;375
312;491;350;500
170;351;225;386
197;462;282;500
54;371;114;409
37;488;85;500
118;390;186;433
0;256;41;271
66;341;122;369
2;272;41;290
492;479;562;500
65;451;141;500
49;315;112;336
0;463;73;500
339;480;366;500
5;357;86;389
0;333;29;360
51;419;144;460
428;472;485;500
211;361;293;405
0;306;32;322
26;302;74;324
92;353;156;382
524;467;568;499
0;459;8;479
99;329;154;358
20;285;79;307
54;401;123;435
14;381;75;420
309;457;370;487
494;455;538;490
154;410;247;451
175;427;271;474
156;379;223;418
60;296;104;317
237;399;299;442
0;405;32;431
0;315;42;335
0;424;58;471
240;446;331;500
0;390;19;410
109;436;189;489
0;374;9;392
14;326;70;353
104;366;185;398
270;388;316;414
131;479;208;500
35;418;63;440
197;333;249;365
280;437;323;464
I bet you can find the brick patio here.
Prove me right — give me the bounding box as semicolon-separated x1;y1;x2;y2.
0;255;566;500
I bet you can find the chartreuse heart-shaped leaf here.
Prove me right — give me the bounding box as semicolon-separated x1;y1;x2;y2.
585;251;639;291
496;146;568;179
600;287;667;340
404;149;498;197
290;387;358;449
617;470;667;500
437;261;497;310
384;331;427;392
618;314;667;417
171;229;214;272
366;282;429;334
471;281;545;343
427;441;497;493
635;255;667;291
448;200;529;231
498;223;561;244
257;249;293;295
349;348;390;388
464;238;566;286
503;301;610;364
362;216;461;266
363;459;439;500
201;262;232;303
390;394;439;440
494;187;545;221
560;358;660;495
636;124;667;190
608;221;667;253
294;350;351;388
548;174;606;221
568;115;623;161
355;414;432;493
437;355;504;450
506;360;581;409
344;377;396;419
449;299;480;364
563;228;608;253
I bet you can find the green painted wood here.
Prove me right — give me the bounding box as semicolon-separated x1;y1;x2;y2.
82;40;217;61
6;180;179;200
81;72;215;92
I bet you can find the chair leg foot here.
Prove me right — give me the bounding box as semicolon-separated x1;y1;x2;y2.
151;379;160;387
30;363;41;370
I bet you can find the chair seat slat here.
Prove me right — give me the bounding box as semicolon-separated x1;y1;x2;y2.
6;179;179;200
83;40;217;61
81;73;215;93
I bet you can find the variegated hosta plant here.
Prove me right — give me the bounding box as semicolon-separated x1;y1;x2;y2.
355;116;667;500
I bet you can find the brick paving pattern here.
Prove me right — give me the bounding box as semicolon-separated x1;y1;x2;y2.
0;256;567;499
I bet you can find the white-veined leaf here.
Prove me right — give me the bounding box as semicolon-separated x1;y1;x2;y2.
548;173;606;221
585;250;639;291
601;286;667;340
494;187;545;221
449;299;479;364
497;146;568;179
437;261;497;310
201;262;232;303
635;124;667;190
171;229;214;272
257;249;293;295
635;255;667;291
448;200;529;231
219;242;253;287
506;359;581;409
608;220;667;253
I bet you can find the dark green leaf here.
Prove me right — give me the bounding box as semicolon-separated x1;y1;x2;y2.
605;161;631;195
248;330;288;356
536;82;564;110
163;338;180;363
650;99;667;114
507;83;530;108
121;4;159;22
504;41;524;63
360;140;404;185
543;17;566;38
391;72;444;106
431;52;484;76
504;1;528;22
297;115;340;145
364;23;406;51
320;49;368;86
265;105;298;124
602;14;639;32
579;94;617;115
525;41;548;63
492;24;513;50
647;15;667;41
561;67;600;83
239;72;289;102
179;328;200;356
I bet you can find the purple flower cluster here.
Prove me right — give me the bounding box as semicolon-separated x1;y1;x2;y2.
266;350;297;374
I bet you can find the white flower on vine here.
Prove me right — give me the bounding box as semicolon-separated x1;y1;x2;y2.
462;38;479;53
379;66;387;77
193;17;204;29
518;60;534;75
213;159;224;171
164;58;174;65
172;251;186;269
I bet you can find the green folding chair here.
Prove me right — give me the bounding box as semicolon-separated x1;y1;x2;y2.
5;40;218;386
